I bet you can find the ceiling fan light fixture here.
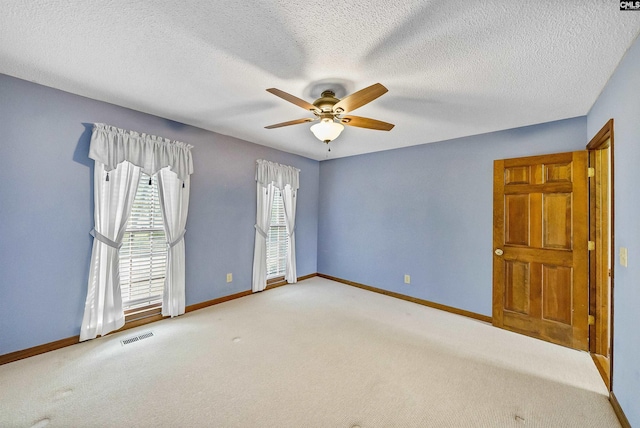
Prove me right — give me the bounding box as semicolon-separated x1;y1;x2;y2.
310;119;344;143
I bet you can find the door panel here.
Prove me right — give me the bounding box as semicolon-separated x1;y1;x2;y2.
545;162;572;183
505;195;529;245
543;193;572;249
505;166;531;184
504;261;530;314
493;151;589;350
542;265;573;324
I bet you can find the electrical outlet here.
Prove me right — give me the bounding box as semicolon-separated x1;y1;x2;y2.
226;273;233;283
620;247;628;267
404;274;411;284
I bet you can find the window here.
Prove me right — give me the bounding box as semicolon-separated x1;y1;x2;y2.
119;173;166;310
266;187;288;279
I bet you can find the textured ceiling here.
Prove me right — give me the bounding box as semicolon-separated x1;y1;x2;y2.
1;1;639;160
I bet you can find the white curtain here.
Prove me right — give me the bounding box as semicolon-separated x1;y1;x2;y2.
89;123;192;182
252;160;300;292
80;161;141;341
281;184;297;283
252;182;275;292
158;168;190;317
81;123;193;341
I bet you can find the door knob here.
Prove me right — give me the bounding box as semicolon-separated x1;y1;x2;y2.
495;249;504;256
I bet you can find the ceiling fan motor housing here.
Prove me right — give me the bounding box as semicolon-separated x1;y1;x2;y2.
314;91;340;113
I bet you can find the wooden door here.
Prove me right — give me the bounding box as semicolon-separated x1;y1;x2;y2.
493;151;589;350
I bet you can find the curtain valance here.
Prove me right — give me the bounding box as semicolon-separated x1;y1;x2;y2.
255;159;300;190
89;123;194;182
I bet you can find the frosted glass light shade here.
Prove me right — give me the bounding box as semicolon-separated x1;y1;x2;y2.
310;119;344;142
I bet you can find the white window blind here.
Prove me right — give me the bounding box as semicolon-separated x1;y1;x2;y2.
266;187;288;279
119;173;167;310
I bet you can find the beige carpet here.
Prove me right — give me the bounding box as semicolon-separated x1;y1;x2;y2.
0;277;620;427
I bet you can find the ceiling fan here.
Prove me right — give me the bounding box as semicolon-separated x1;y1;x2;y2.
265;83;394;144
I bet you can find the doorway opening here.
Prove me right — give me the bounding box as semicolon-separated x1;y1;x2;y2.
587;119;614;390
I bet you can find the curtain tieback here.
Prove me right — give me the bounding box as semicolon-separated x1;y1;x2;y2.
288;227;296;237
254;224;268;239
168;229;186;248
90;229;122;249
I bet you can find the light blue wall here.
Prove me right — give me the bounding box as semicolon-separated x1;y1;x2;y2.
0;74;319;355
588;35;640;426
318;117;586;316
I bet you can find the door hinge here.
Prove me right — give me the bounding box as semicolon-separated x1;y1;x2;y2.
588;241;595;251
588;315;595;325
587;167;595;177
